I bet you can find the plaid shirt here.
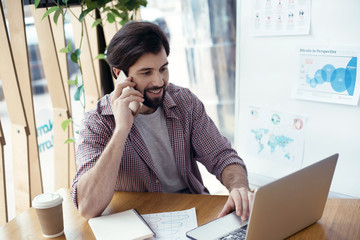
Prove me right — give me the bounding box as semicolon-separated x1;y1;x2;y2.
71;83;246;208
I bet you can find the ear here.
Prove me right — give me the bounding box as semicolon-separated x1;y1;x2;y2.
113;67;121;78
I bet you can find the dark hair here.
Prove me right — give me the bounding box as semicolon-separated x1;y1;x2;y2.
106;21;170;78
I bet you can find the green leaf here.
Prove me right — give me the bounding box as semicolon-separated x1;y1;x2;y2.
119;11;128;19
61;118;73;132
71;48;81;63
110;9;121;18
119;19;127;26
53;8;62;25
67;75;78;85
35;0;41;8
79;8;95;22
74;85;84;101
85;0;98;9
64;138;75;144
92;19;102;28
94;54;106;60
62;0;69;4
60;42;72;53
41;6;58;21
139;0;148;7
125;1;137;11
106;13;115;23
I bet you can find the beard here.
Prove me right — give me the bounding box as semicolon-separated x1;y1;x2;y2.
142;85;166;109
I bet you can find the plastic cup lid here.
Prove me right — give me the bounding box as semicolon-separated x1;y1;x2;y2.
32;193;63;209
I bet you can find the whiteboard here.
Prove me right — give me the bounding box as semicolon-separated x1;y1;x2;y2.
235;0;360;197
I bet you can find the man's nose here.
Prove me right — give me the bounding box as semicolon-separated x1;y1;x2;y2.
152;71;164;86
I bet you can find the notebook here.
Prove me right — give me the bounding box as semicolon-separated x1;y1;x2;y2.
88;209;155;240
186;153;338;240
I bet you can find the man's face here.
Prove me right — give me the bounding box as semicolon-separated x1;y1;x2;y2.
128;47;169;114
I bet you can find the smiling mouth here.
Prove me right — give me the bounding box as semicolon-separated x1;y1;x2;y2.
148;89;162;94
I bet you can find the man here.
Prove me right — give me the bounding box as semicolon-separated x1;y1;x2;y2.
71;21;253;220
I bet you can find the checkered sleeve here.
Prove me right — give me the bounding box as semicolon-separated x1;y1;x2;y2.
70;110;114;208
187;90;247;182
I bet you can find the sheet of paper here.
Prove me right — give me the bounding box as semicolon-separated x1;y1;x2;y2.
88;209;154;240
141;208;197;240
293;46;360;105
245;105;306;168
251;0;311;36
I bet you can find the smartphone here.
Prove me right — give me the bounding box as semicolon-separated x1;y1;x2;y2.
116;71;142;116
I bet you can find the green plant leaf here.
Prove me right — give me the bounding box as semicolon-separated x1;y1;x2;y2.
64;138;75;144
85;0;98;9
41;6;58;21
53;8;62;25
71;48;81;63
60;42;72;53
106;12;115;23
79;8;95;22
74;85;84;101
35;0;41;8
119;19;127;26
92;19;102;28
67;75;78;85
119;11;128;19
110;9;121;18
61;118;73;132
139;0;148;7
125;1;137;11
62;0;69;4
94;54;106;60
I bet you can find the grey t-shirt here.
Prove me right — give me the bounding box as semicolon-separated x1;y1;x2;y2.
134;107;188;193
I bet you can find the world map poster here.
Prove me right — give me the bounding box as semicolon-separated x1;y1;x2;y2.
245;106;306;167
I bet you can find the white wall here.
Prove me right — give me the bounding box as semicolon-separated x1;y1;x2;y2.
235;0;360;197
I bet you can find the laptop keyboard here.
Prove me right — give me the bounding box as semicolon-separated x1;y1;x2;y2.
219;225;248;240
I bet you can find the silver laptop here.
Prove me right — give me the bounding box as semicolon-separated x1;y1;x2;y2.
186;153;338;240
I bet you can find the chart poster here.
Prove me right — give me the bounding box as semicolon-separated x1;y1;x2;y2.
245;106;306;167
251;0;311;36
293;46;360;105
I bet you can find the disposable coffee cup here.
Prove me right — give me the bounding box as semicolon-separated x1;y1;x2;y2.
32;193;64;238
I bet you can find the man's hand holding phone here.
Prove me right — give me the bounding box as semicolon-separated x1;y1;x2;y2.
110;76;144;133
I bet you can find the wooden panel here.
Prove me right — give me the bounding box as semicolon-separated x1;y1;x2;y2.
49;12;76;188
49;13;70;103
31;6;69;111
0;121;7;225
5;0;43;202
53;109;70;189
31;6;71;190
0;1;32;216
11;125;30;215
69;6;100;111
85;14;101;92
0;3;28;128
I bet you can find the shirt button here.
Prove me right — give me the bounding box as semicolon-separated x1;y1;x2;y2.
155;179;160;184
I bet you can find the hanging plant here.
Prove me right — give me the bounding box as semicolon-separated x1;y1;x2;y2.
35;0;148;143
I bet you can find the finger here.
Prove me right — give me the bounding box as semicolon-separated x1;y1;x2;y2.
217;198;234;218
111;81;137;104
121;87;143;99
231;189;243;217
239;189;249;220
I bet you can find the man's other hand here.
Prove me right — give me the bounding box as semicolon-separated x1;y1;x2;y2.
217;187;254;220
